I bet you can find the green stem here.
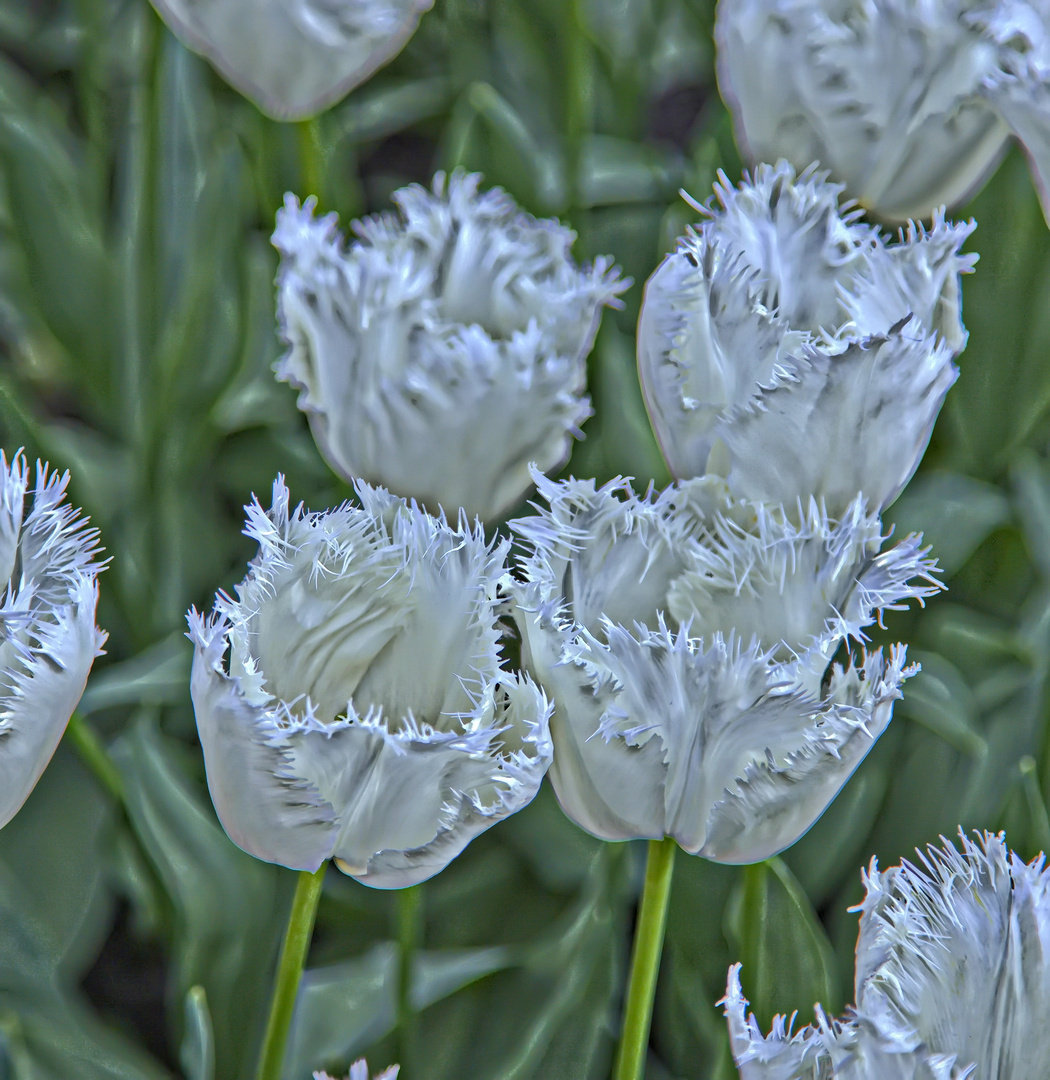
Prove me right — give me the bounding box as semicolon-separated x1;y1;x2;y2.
66;713;126;804
612;837;677;1080
297;118;325;202
739;862;769;1017
397;885;423;1072
256;866;326;1080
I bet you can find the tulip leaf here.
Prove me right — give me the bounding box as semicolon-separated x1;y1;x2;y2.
724;858;839;1033
886;471;1011;577
112;716;287;1080
180;986;215;1080
896;650;987;757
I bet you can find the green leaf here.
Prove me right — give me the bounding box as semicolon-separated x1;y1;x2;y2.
896;650;987;757
724;858;839;1033
886;471;1011;577
180;987;215;1080
112;716;287;1080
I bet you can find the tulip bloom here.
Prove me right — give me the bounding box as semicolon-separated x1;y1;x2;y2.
0;452;106;829
724;831;1050;1079
510;474;937;862
715;0;1050;224
149;0;432;120
637;162;974;514
188;477;552;888
316;1064;398;1080
274;172;628;520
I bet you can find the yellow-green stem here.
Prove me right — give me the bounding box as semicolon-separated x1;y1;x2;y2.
297;117;325;202
256;865;326;1080
397;885;423;1072
66;712;126;804
612;837;677;1080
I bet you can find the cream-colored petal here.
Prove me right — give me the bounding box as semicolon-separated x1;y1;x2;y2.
149;0;433;120
0;576;105;829
188;611;339;872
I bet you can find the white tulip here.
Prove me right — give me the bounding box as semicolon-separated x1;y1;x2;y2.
715;0;1050;224
509;473;937;861
724;831;1050;1079
149;0;432;120
274;172;628;520
637;162;972;513
187;476;552;888
0;452;106;829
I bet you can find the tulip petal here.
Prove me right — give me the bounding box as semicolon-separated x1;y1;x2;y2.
716;328;958;512
274;177;627;519
188;610;340;873
700;646;910;863
149;0;433;120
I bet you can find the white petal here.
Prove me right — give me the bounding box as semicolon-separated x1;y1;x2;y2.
668;497;940;655
149;0;433;120
841;214;976;348
274;179;626;519
190;476;552;881
716;0;1010;221
636;237;806;479
0;452;27;588
187;610;340;872
853;832;1050;1080
512;592;668;842
0;575;105;828
700;646;911;863
716;328;959;514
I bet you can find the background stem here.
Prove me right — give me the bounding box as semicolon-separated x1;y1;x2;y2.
612;837;677;1080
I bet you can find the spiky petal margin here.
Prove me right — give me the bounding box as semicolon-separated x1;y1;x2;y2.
188;476;552;888
0;452;106;829
510;476;927;857
315;1061;400;1080
637;163;972;511
273;174;627;520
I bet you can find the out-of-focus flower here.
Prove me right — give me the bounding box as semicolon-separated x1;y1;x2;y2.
715;0;1050;224
509;473;937;862
149;0;432;120
0;452;106;829
315;1061;399;1080
187;476;552;888
723;831;1050;1079
637;162;974;513
274;172;628;521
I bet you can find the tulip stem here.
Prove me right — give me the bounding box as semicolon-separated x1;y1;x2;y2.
613;836;677;1080
397;885;423;1072
67;712;126;804
297;117;325;203
256;865;326;1080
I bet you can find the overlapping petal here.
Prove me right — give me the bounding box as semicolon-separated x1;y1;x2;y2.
149;0;432;120
637;164;972;512
188;476;552;888
715;0;1050;224
0;452;106;830
509;473;933;859
274;172;628;520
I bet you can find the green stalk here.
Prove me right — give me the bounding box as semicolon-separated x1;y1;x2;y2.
66;713;126;804
297;117;326;202
256;865;326;1080
612;837;677;1080
396;885;423;1072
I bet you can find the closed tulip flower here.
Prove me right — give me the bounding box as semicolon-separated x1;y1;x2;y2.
187;477;552;888
715;0;1050;224
724;831;1050;1079
316;1063;398;1080
273;171;628;520
637;162;974;514
149;0;432;120
0;452;106;829
510;473;937;862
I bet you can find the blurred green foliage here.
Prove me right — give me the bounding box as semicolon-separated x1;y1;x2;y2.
0;0;1048;1077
